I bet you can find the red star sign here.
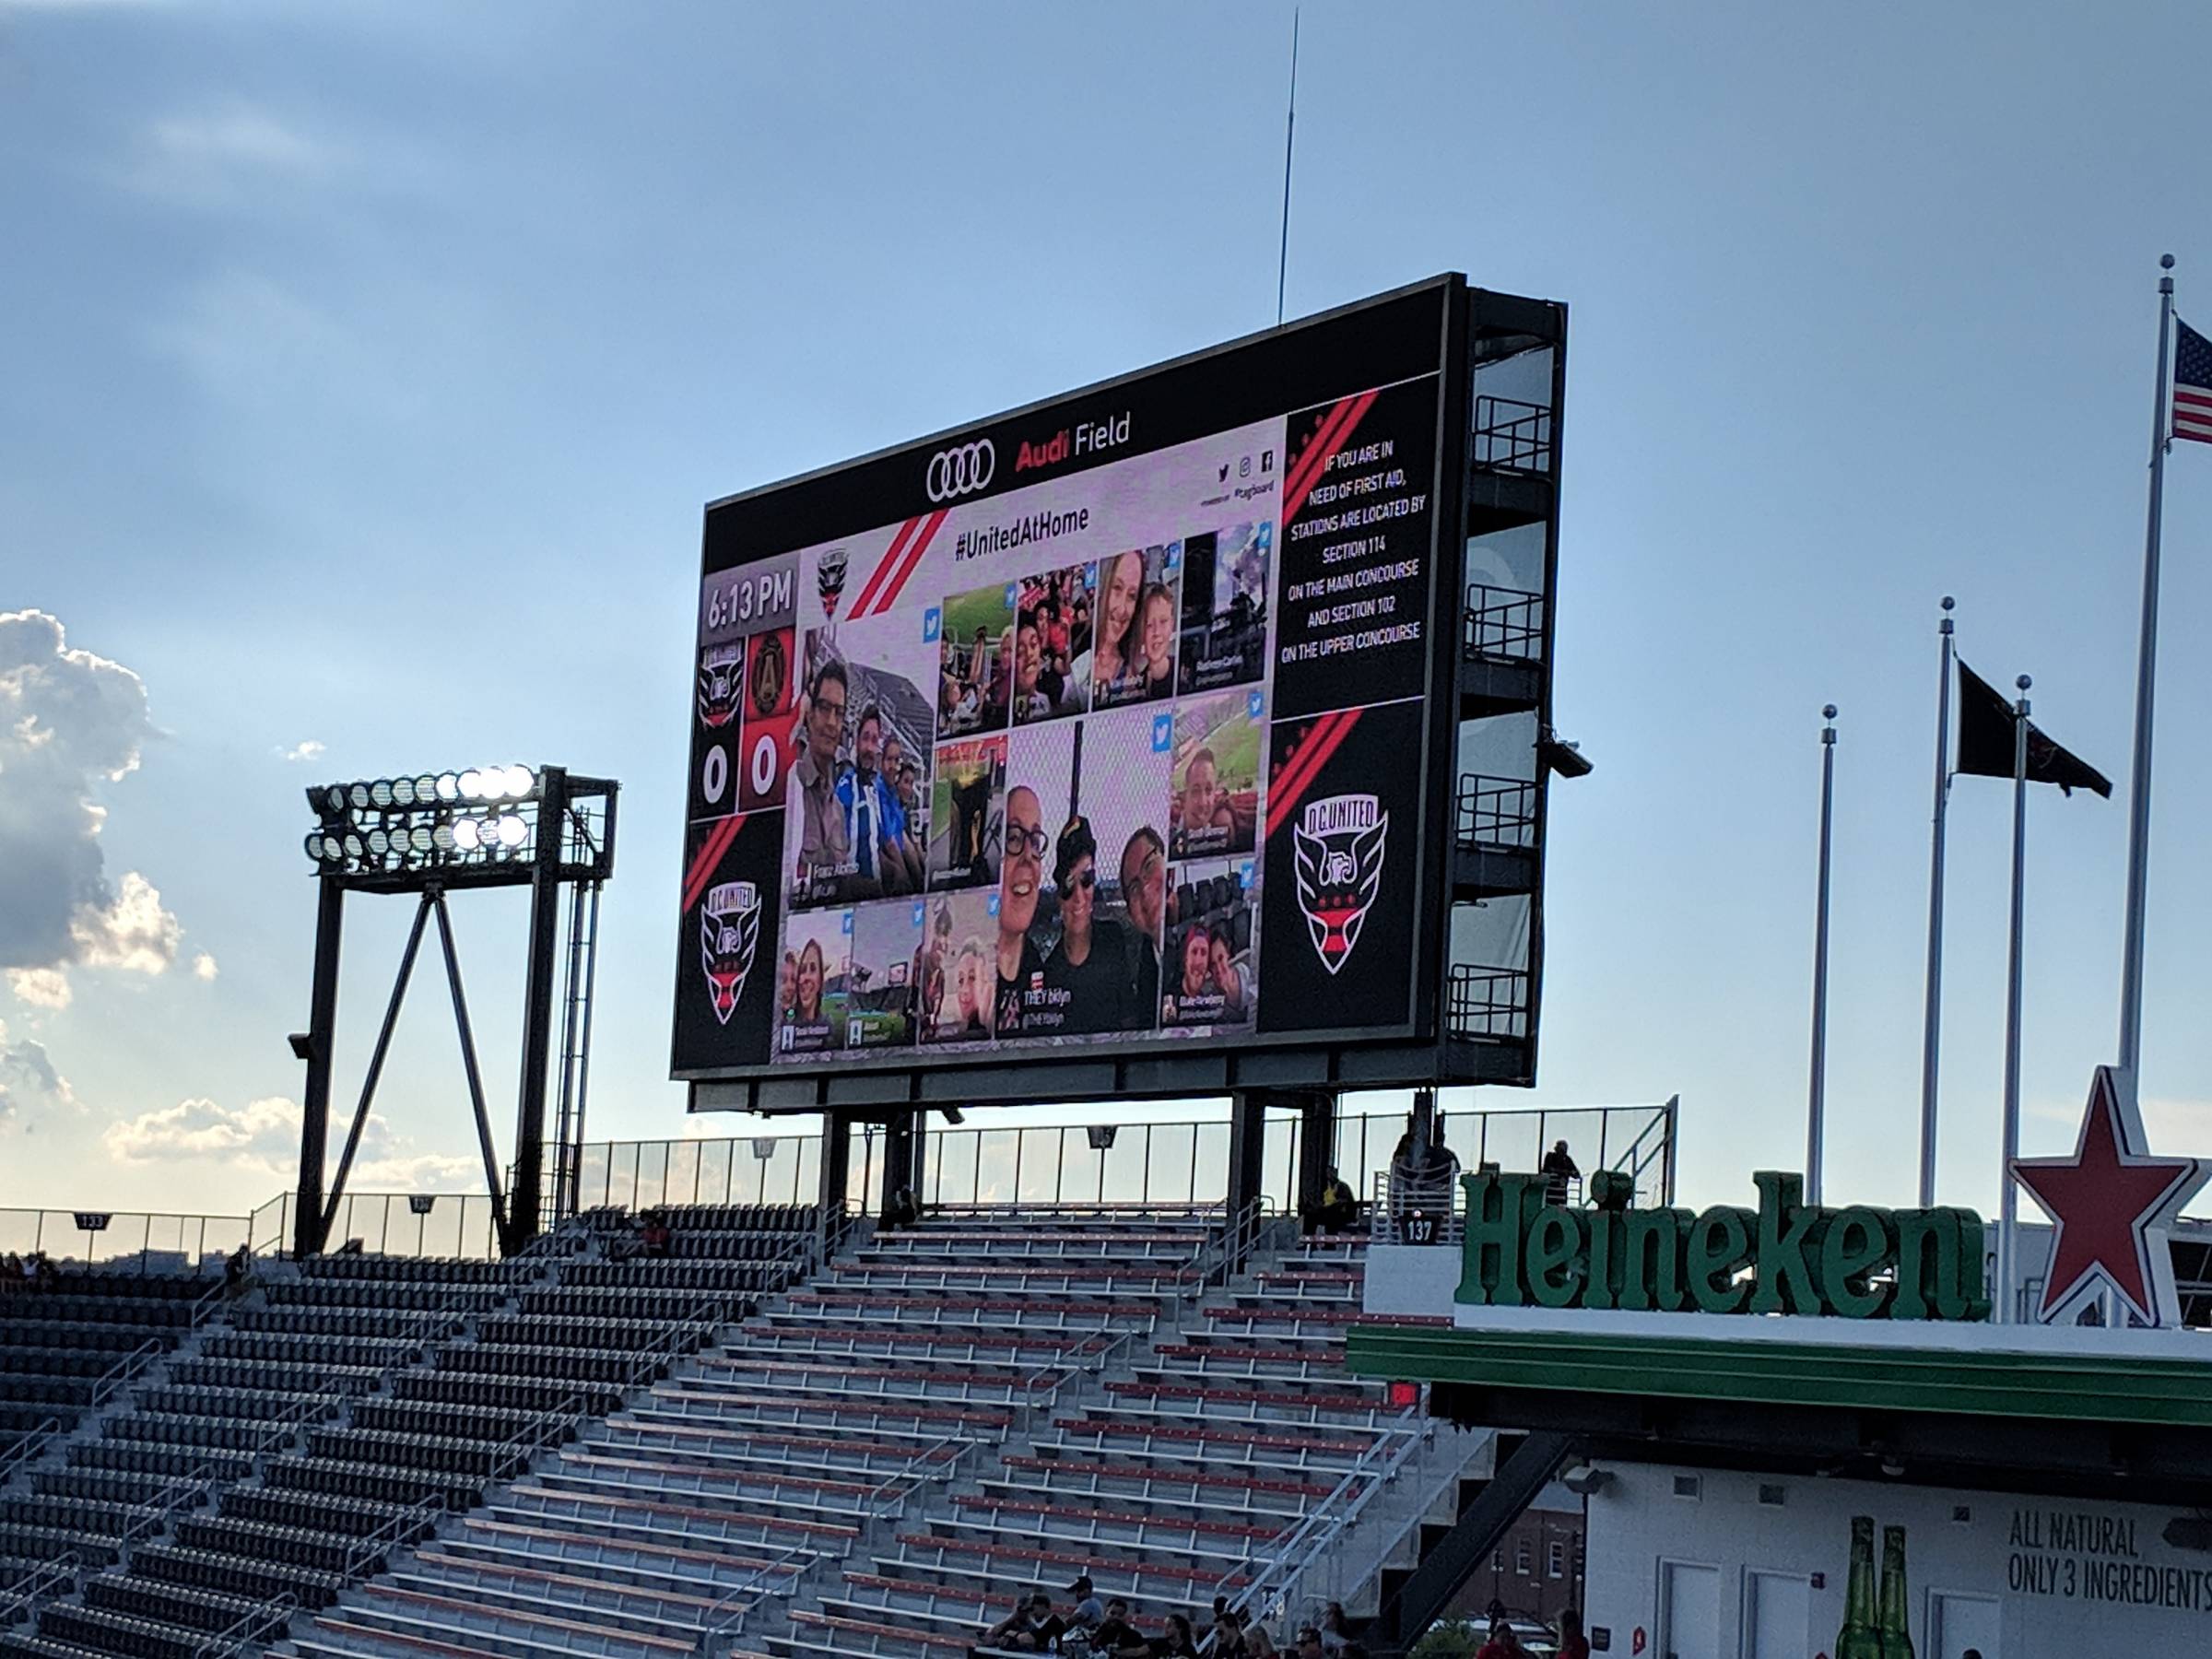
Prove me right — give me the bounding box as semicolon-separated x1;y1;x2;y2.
2011;1065;2206;1326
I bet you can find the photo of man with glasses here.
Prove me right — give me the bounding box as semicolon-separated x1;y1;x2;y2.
791;657;853;904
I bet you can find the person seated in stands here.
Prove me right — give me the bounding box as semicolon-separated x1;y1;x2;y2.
1301;1167;1359;1237
983;1593;1066;1652
1207;1612;1245;1658
223;1242;252;1295
1088;1600;1145;1658
0;1252;19;1291
1317;1606;1351;1656
882;1185;920;1231
1242;1627;1277;1659
1147;1615;1199;1659
1293;1628;1324;1659
641;1211;672;1259
1066;1578;1104;1630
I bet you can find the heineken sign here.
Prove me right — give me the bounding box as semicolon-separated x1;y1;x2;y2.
1456;1170;1990;1321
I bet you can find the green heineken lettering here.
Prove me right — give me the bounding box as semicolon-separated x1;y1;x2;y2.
1687;1206;1755;1313
1747;1171;1821;1315
1455;1171;1545;1307
1891;1207;1990;1322
1818;1206;1893;1318
1524;1206;1586;1307
1618;1206;1688;1312
1584;1200;1618;1311
1453;1170;1986;1322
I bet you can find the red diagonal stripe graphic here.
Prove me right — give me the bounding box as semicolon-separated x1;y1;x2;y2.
1282;390;1379;524
1265;709;1361;841
861;509;947;618
849;518;921;620
682;815;743;914
1268;710;1351;827
1284;394;1364;505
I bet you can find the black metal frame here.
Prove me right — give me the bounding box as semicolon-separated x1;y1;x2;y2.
683;278;1571;1115
1445;290;1570;1089
292;767;618;1258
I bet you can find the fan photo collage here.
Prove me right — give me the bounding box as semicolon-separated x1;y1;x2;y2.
771;520;1276;1062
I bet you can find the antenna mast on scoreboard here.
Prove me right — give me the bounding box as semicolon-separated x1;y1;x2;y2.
1277;7;1300;326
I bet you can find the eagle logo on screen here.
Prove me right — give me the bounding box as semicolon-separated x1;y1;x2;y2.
697;644;744;730
818;547;850;622
1292;794;1387;975
700;879;762;1025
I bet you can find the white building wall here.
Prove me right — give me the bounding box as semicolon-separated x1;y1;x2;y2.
1583;1462;2212;1659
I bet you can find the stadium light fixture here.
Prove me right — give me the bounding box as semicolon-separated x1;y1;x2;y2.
300;763;610;894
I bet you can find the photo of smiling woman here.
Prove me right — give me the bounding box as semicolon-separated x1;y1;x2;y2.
1092;544;1180;710
779;910;850;1054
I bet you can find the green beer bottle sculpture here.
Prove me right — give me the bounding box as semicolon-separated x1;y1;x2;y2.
1836;1515;1883;1659
1878;1524;1915;1659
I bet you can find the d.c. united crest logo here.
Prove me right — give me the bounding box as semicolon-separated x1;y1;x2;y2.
1291;794;1387;975
697;644;743;729
700;880;761;1025
818;547;850;621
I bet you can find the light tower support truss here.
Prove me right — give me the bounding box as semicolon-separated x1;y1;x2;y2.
291;765;618;1258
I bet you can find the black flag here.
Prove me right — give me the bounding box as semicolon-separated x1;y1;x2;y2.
1956;660;2112;798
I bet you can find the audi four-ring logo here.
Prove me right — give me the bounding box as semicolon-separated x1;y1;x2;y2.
925;440;994;502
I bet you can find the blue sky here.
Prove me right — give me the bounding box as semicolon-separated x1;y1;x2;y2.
5;0;2211;1225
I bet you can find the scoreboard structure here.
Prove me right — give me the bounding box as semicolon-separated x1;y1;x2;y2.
674;276;1568;1113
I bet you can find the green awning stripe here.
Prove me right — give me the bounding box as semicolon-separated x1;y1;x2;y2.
1345;1325;2212;1429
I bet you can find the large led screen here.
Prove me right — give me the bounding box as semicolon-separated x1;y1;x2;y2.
676;281;1462;1088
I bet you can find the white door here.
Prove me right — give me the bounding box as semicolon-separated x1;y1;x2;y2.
1743;1571;1811;1659
1659;1561;1723;1659
1928;1592;2000;1659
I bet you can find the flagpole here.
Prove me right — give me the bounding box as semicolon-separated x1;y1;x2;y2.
1916;597;1957;1206
1995;674;2031;1324
1806;703;1838;1206
2117;254;2177;1076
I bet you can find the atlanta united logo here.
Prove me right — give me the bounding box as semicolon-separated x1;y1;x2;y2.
700;879;761;1025
697;643;743;729
1292;794;1387;975
818;547;850;621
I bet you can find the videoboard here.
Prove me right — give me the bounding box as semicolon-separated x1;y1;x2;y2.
676;276;1490;1110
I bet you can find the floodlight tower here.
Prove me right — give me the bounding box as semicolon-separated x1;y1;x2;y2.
293;764;618;1258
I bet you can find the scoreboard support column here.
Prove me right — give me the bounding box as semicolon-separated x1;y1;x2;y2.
880;1111;922;1218
1295;1089;1339;1216
818;1112;853;1233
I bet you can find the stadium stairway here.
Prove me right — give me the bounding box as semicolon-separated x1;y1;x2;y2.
260;1206;1474;1659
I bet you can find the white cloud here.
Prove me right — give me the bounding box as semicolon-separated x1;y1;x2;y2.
0;1017;77;1125
70;870;182;974
115;104;334;210
102;1094;477;1188
6;968;71;1010
276;739;325;764
0;611;186;1004
2141;1096;2212;1155
191;952;218;982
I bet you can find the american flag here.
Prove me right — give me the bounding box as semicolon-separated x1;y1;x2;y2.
2178;317;2212;446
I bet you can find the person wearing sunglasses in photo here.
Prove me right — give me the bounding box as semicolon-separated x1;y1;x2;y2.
1041;815;1131;1035
995;785;1049;1034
